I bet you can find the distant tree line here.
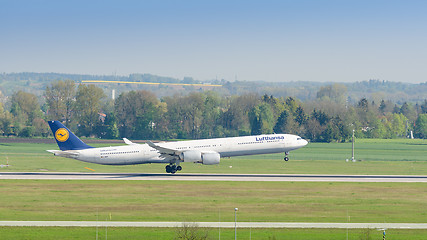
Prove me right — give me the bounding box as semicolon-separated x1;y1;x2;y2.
0;80;427;141
1;72;427;103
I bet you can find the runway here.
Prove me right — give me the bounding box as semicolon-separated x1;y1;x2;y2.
1;221;427;229
1;172;427;182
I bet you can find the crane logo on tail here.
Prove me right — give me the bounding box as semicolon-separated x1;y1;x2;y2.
55;128;69;142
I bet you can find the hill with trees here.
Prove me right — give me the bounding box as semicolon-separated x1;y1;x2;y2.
1;72;426;103
0;73;426;141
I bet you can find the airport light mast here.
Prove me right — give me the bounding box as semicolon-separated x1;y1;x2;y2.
351;129;355;162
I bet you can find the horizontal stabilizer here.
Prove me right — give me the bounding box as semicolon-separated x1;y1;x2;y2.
123;138;136;145
46;150;79;158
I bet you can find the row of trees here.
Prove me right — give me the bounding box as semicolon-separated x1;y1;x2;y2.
1;80;427;141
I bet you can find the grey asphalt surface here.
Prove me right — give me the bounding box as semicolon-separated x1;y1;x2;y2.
1;172;427;182
1;221;427;229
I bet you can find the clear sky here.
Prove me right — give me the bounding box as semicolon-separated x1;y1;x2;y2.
1;0;426;83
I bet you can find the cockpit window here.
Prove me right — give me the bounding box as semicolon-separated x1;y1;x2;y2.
297;137;302;140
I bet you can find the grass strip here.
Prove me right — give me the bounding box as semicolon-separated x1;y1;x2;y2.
1;227;427;240
0;180;426;223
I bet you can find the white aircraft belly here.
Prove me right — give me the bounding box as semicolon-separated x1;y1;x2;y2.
220;143;285;157
76;145;158;165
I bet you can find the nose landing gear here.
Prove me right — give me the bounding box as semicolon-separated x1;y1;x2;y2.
283;152;289;161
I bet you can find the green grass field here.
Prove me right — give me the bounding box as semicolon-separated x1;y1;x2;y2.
1;227;427;240
1;138;426;174
1;180;426;223
0;138;426;239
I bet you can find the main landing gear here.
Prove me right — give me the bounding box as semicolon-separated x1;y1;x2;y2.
165;164;182;174
283;152;289;161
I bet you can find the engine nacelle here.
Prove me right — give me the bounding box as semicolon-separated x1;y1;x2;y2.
180;150;202;162
201;152;220;165
179;150;220;165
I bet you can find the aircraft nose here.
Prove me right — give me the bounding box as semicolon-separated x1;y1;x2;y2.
301;139;308;146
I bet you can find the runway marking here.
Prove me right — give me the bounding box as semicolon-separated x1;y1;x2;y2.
1;172;427;182
1;221;427;229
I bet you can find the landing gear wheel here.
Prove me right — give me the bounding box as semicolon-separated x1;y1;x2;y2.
171;165;177;174
166;164;181;174
284;152;290;161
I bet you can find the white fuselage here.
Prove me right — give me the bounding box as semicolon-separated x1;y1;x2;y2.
57;134;308;165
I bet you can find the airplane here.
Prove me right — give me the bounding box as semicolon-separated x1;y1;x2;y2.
47;120;308;174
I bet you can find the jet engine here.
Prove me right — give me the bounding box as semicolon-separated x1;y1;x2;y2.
180;150;202;162
201;152;220;165
180;150;220;165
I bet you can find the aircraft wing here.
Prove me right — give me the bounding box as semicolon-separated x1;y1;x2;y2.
147;141;181;157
